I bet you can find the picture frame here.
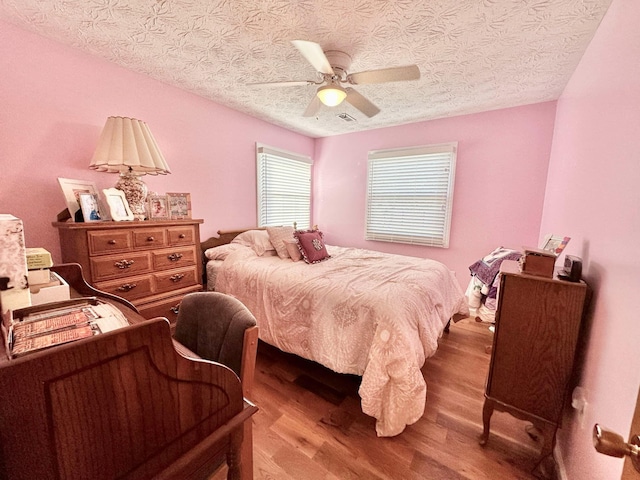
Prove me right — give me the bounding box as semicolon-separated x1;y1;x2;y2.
58;178;108;222
78;193;104;222
540;234;571;256
147;194;170;220
167;193;192;220
103;188;134;221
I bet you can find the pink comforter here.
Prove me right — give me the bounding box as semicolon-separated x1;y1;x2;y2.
215;245;468;436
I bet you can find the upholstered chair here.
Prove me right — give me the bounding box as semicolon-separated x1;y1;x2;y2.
173;291;259;478
173;292;259;400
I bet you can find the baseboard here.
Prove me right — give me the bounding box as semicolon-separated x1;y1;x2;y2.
554;441;568;480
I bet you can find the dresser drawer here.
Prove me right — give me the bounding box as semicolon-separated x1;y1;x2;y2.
95;274;154;301
167;226;196;246
136;286;202;324
90;252;152;281
152;246;197;271
88;230;133;255
154;267;199;294
132;228;167;249
137;294;184;325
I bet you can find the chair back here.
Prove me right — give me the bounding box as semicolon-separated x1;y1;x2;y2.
174;292;257;379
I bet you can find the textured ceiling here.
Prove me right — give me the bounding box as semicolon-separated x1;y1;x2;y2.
0;0;612;138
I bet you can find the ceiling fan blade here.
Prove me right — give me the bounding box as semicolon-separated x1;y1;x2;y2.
347;65;420;85
345;88;380;117
303;96;322;117
247;80;316;87
291;40;334;75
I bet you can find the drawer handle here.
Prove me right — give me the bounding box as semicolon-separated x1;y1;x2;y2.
114;259;134;269
170;273;185;282
170;304;181;314
108;240;117;245
146;236;155;242
168;253;183;262
117;283;137;292
178;234;186;239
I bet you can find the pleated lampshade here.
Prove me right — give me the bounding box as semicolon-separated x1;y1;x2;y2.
89;117;170;220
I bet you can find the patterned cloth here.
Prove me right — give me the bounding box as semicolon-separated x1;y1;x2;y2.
468;247;521;286
214;244;468;437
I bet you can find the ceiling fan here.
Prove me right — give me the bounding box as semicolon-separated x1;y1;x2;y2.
249;40;421;118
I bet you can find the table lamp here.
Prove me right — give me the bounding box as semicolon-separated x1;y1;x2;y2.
89;116;170;220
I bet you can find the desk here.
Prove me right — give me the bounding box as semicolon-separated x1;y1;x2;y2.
0;264;257;480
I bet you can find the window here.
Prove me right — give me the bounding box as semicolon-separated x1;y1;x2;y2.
365;143;457;248
256;144;312;229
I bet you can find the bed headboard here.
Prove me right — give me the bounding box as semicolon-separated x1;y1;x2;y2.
201;228;263;252
200;228;264;286
200;223;316;254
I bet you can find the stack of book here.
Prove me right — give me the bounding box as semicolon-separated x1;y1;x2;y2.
26;247;53;284
25;248;70;305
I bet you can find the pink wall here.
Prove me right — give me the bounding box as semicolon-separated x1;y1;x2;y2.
0;18;557;291
0;20;314;262
541;0;640;477
8;13;629;477
314;103;557;285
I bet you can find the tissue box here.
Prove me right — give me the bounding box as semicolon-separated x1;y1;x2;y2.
29;272;70;306
0;214;31;313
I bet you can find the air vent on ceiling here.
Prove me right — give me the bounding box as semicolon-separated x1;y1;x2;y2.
337;113;357;122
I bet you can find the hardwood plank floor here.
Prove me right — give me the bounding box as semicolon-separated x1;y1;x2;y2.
212;318;554;479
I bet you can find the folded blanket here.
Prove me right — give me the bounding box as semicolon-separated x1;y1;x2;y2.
468;247;521;286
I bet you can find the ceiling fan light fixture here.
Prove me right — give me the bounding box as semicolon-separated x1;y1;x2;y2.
316;84;347;107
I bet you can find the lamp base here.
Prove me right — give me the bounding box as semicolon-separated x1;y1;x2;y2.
116;171;147;220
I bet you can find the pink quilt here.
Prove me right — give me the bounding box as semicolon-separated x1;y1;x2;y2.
214;245;468;436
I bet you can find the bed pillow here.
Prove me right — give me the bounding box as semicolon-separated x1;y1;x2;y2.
283;239;303;262
266;226;295;259
294;229;330;264
204;243;242;260
231;229;274;256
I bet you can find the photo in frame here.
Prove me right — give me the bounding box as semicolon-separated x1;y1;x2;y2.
540;234;571;256
167;193;192;219
78;193;104;222
103;188;134;221
147;194;170;220
58;178;110;221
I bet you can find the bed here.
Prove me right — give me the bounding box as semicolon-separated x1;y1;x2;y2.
201;227;469;437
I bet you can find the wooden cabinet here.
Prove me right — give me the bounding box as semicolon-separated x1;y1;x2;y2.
53;219;203;325
480;260;588;475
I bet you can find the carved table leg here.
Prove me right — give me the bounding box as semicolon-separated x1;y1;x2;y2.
532;423;557;480
479;398;494;446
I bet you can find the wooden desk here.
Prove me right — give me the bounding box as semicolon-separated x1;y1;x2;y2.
0;264;257;480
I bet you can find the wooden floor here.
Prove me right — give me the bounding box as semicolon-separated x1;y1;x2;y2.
213;318;552;480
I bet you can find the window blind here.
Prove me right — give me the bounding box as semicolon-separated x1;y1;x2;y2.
256;144;312;229
365;143;457;248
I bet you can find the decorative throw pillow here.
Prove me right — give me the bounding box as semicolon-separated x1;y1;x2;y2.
231;229;274;256
293;229;330;264
283;239;303;262
204;243;242;260
266;226;295;259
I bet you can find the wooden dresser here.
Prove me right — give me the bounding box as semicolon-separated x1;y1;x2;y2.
480;260;589;477
53;219;203;325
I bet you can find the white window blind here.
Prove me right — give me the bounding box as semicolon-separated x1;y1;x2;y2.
366;143;457;248
256;144;312;229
